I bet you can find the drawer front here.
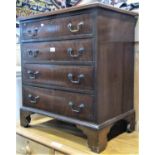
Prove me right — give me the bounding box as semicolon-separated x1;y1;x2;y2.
22;39;93;62
23;64;94;91
21;14;93;41
23;86;94;121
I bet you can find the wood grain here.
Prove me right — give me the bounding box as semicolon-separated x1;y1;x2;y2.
17;115;139;155
19;2;138;21
21;13;93;41
19;3;138;153
23;64;94;91
23;86;95;121
22;39;93;62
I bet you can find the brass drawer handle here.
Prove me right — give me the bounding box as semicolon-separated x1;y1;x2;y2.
28;94;39;104
67;47;84;58
67;21;84;33
68;101;85;113
27;49;39;57
27;70;39;79
27;27;38;37
67;73;85;84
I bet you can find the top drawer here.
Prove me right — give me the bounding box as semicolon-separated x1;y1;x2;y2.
21;13;93;41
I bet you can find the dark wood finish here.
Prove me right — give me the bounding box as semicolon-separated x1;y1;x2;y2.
122;43;135;112
95;10;136;123
97;9;136;42
125;111;135;132
21;13;93;41
19;3;137;153
20;108;33;127
22;39;93;62
77;125;111;153
20;107;135;130
23;85;95;121
23;64;94;91
19;2;138;21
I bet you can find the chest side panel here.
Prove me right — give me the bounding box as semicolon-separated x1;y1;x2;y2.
95;9;137;123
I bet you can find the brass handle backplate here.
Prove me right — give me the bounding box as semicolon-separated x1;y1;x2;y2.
67;47;84;58
27;27;38;37
68;101;85;113
67;21;84;33
67;73;85;84
27;70;39;79
28;94;39;104
27;49;39;57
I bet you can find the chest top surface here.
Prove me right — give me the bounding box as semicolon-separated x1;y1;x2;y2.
19;2;138;22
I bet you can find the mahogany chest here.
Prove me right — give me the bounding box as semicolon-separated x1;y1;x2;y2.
19;3;137;153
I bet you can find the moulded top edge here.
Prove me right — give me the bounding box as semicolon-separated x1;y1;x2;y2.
18;2;138;21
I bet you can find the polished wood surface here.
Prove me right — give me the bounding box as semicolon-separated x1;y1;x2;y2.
23;64;94;91
23;86;94;121
19;2;138;21
21;13;93;41
20;3;137;153
77;125;111;153
96;42;135;123
97;10;136;42
22;39;93;62
17;115;139;155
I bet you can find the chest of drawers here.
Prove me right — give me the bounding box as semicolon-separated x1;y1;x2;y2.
19;3;138;153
